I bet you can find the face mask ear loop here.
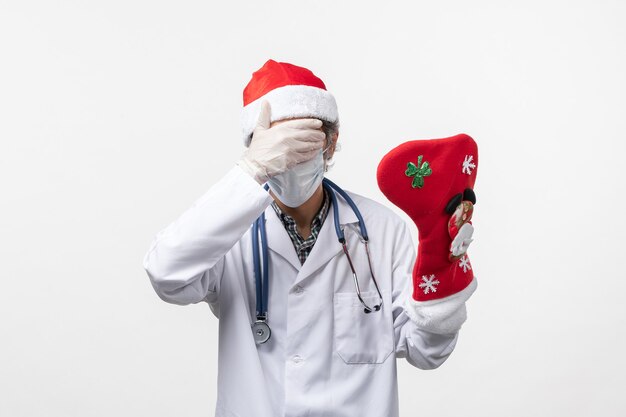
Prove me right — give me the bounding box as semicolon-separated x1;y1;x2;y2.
321;128;337;158
322;139;335;172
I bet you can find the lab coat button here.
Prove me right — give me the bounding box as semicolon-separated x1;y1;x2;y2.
291;355;303;363
294;285;304;294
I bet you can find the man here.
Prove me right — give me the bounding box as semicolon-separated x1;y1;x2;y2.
143;59;477;417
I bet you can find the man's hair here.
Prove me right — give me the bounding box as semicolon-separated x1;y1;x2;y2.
321;119;340;173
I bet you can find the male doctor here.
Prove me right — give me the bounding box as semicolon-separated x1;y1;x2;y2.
142;59;477;417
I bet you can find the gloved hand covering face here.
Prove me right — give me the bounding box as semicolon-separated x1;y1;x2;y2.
237;100;326;184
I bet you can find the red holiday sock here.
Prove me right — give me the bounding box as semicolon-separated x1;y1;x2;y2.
377;133;478;302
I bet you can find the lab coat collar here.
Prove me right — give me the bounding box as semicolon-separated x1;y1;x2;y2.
264;181;359;282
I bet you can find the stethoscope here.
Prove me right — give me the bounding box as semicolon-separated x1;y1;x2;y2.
250;177;384;344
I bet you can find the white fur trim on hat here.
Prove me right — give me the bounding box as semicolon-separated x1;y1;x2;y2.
240;84;339;147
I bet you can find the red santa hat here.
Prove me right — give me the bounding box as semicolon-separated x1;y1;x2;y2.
240;59;339;146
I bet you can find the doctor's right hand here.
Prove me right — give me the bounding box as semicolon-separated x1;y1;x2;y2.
237;100;326;184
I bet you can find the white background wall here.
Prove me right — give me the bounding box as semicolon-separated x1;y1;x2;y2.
1;1;625;416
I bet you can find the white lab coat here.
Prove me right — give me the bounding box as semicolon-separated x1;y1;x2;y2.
143;165;477;417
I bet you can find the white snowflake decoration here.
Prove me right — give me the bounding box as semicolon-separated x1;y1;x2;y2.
419;274;440;294
462;155;476;175
458;256;472;273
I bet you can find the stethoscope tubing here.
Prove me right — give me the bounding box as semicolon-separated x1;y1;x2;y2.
252;178;384;344
252;211;269;320
322;177;369;242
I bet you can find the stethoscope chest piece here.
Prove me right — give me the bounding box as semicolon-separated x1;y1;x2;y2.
252;320;271;344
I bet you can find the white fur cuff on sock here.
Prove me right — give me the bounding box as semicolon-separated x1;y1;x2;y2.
403;276;478;335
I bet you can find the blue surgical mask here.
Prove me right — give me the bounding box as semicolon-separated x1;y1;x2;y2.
267;150;325;208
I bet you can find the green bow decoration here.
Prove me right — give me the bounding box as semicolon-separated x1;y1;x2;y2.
405;155;432;188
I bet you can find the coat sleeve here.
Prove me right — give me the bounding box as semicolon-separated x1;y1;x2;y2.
391;220;477;370
142;164;274;306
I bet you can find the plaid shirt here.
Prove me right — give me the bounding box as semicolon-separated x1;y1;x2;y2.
270;188;331;265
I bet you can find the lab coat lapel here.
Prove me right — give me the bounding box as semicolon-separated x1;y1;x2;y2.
294;186;359;286
264;205;302;272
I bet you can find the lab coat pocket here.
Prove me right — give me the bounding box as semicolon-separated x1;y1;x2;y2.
333;289;394;364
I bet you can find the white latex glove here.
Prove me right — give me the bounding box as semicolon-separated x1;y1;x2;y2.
237;100;326;184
